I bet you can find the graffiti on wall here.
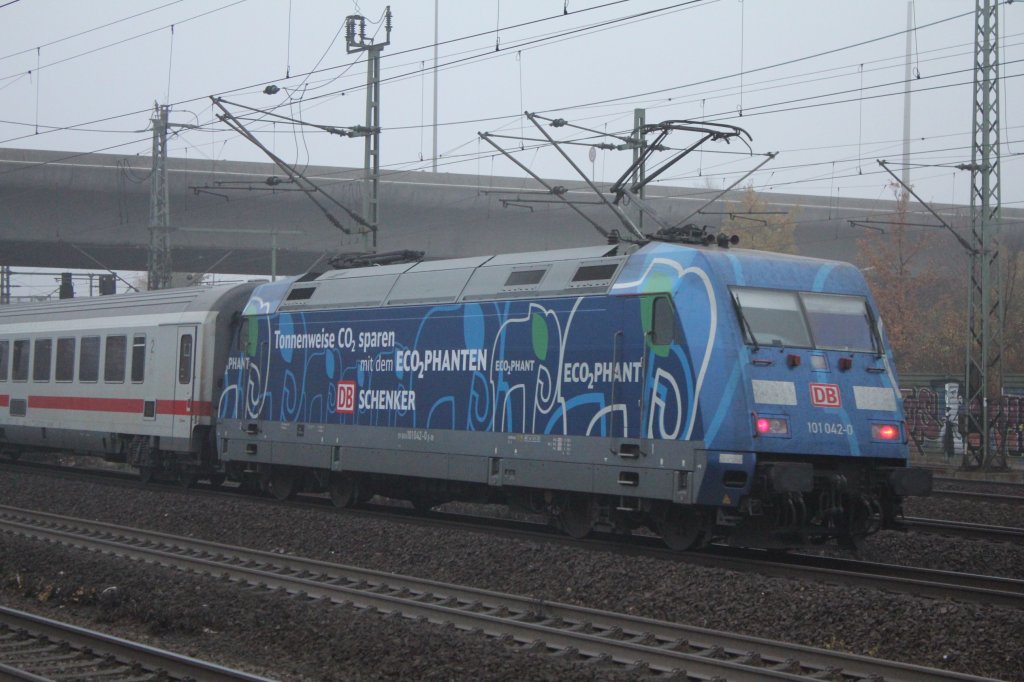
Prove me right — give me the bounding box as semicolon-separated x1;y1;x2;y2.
901;383;1024;457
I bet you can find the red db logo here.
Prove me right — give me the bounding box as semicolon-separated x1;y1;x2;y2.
810;383;841;408
336;381;356;414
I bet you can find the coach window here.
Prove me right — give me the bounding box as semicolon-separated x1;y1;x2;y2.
131;334;146;383
33;339;53;382
79;336;100;382
178;334;193;384
0;339;9;381
12;339;29;382
55;338;76;382
104;335;127;383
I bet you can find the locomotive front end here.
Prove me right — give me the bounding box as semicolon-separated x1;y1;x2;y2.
693;251;933;548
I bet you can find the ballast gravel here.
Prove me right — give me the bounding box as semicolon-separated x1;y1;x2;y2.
1;469;1023;681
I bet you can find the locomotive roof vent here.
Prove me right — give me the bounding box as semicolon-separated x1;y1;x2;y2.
567;262;620;288
286;287;316;301
503;268;547;291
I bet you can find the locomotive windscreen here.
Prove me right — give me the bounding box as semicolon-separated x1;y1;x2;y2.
732;287;875;353
800;292;876;353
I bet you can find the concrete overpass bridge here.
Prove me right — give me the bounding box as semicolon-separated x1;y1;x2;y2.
1;147;1013;279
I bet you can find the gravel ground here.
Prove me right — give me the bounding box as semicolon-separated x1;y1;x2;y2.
1;469;1023;681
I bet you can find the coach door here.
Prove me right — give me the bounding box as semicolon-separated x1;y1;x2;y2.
172;326;199;441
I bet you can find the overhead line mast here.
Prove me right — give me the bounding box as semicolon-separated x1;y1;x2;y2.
147;104;171;291
962;0;1004;470
346;7;392;251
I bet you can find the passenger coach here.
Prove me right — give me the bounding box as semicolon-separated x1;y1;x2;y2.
0;283;256;482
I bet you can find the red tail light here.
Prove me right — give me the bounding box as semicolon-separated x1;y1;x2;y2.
754;414;789;436
872;423;900;440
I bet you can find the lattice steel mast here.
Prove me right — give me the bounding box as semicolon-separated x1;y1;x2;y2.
962;0;1004;469
346;7;391;251
147;104;172;290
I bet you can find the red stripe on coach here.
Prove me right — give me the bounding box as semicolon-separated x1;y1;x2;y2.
29;396;143;412
23;395;211;417
157;400;212;416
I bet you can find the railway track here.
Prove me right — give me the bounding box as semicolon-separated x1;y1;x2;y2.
4;460;1024;608
0;604;271;681
0;505;1001;682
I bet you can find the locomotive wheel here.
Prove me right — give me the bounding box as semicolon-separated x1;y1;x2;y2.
139;466;155;485
656;505;705;551
557;494;594;539
207;474;226;489
178;472;198;489
329;475;358;508
267;469;297;501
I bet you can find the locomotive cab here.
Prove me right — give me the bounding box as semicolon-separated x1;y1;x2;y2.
646;246;933;548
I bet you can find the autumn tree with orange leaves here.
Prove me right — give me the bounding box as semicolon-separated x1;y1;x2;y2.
719;185;799;254
855;184;966;374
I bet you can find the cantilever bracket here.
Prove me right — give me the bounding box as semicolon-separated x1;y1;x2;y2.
877;160;975;254
212;97;374;235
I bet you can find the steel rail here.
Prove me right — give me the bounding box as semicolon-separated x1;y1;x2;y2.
903;516;1024;543
0;505;1001;682
928;489;1024;506
0;604;273;681
933;475;1024;491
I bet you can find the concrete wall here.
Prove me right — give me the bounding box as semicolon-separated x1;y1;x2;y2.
1;147;1008;277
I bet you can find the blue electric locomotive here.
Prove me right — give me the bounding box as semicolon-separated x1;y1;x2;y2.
217;237;931;549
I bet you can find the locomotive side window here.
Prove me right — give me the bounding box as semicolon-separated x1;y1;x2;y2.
79;337;100;382
104;335;127;383
12;339;29;382
731;288;812;348
178;334;193;384
33;339;53;382
238;317;255;355
651;296;676;346
800;293;875;353
131;334;146;383
0;339;8;381
55;338;76;382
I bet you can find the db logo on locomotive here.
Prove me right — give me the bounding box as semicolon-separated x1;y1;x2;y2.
335;381;357;414
810;383;841;408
